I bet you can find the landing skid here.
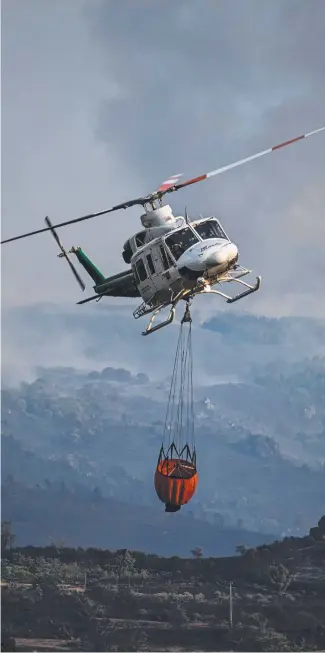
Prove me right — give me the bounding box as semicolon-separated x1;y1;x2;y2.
140;272;261;336
141;290;189;336
204;275;261;304
142;305;177;336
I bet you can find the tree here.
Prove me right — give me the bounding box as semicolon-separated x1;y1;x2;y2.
268;563;296;594
191;546;203;559
116;549;136;579
1;521;16;551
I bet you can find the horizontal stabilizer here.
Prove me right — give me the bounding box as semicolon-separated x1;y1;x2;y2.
77;294;101;305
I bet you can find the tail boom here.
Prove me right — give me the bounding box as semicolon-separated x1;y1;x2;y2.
70;247;105;286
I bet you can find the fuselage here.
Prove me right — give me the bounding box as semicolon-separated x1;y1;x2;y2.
129;213;239;305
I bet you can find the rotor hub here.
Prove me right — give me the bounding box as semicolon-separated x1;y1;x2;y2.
140;204;175;228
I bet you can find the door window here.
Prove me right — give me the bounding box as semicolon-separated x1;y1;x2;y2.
146;253;155;275
135;258;147;282
160;245;173;271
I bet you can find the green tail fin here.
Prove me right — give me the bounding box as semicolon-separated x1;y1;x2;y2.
72;247;105;285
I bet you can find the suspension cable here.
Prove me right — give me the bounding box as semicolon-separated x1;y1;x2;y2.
161;301;195;458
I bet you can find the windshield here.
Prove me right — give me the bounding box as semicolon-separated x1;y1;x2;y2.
165;227;199;261
195;219;227;240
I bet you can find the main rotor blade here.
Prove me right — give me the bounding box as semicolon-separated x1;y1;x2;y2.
167;126;325;195
1;125;324;246
1;198;142;245
157;173;183;192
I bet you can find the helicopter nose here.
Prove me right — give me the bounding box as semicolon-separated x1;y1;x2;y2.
205;242;238;267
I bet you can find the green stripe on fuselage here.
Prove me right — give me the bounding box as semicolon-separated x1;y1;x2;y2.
74;247;105;285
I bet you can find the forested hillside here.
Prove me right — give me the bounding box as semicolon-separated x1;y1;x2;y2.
2;516;325;652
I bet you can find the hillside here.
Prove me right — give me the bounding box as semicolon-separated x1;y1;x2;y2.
2;357;325;539
1;478;274;557
2;303;325;551
2;516;325;652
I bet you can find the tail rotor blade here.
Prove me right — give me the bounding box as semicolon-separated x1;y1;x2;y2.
44;216;65;252
45;216;85;291
65;256;86;291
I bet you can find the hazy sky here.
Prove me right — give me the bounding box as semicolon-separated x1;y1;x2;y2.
2;0;325;317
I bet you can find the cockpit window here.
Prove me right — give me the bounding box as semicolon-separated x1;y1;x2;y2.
135;231;146;248
165;227;199;261
195;220;227;240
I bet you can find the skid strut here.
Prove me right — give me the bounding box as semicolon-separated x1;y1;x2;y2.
141;273;261;336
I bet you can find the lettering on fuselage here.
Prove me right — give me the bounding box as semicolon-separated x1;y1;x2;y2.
200;242;217;252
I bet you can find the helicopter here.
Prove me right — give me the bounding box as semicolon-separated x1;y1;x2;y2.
2;126;324;335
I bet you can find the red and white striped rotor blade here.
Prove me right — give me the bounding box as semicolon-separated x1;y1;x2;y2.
157;173;183;193
172;126;325;193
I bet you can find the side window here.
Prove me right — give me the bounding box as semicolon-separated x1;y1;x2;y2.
146;254;155;275
133;266;140;284
122;241;133;264
136;258;147;282
160;245;172;271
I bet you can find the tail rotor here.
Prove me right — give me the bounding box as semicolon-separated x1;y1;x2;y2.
45;216;85;291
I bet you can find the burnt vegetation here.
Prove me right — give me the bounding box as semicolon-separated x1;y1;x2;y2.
1;517;325;652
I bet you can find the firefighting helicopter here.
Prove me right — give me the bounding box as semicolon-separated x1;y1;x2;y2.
2;126;324;335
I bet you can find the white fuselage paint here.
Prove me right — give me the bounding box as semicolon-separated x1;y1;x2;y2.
177;238;238;275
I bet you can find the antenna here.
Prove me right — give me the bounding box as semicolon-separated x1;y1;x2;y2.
185;207;189;224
